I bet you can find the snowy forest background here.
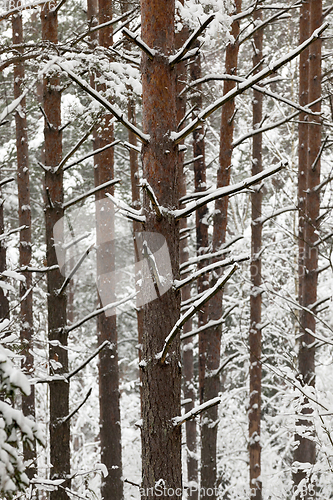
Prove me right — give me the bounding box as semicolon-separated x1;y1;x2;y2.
0;0;333;499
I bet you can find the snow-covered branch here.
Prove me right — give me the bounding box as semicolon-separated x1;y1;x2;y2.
63;140;120;172
105;192;145;223
122;28;156;59
63;179;121;210
180;304;238;340
159;265;238;364
169;14;214;67
58;243;95;296
56;61;149;144
174;163;286;220
172;23;328;144
172;397;221;427
141;179;162;219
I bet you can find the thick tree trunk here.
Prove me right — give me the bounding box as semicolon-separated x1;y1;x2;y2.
249;8;263;500
41;4;70;498
140;1;182;497
12;5;35;476
95;2;123;497
294;1;321;498
200;5;241;498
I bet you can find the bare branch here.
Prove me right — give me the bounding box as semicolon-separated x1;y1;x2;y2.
172;23;328;144
0;225;28;242
174;162;286;219
169;14;215;67
56;61;149;144
311;135;328;172
61;388;92;424
0;177;15;188
63;178;121;210
63;140;121;172
160;265;238;364
20;265;59;273
58;243;95;296
57;121;97;172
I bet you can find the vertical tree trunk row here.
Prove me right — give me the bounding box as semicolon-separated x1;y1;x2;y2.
249;7;263;500
12;4;35;476
41;4;70;498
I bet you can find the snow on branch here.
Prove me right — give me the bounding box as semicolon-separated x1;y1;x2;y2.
180;236;243;272
172;22;328;144
56;61;149;144
172;397;221;427
175;254;248;289
254;205;297;225
0;225;28;242
105;192;145;223
140;179;162;219
159;265;238;364
63;140;120;172
122;28;156;59
174;162;286;219
63;179;121;210
180;304;238;340
0;88;29;125
169;14;215;67
58;243;95;296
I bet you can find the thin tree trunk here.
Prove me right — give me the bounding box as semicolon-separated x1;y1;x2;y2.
177;21;198;497
95;1;123;497
201;5;241;498
249;7;263;500
294;1;321;497
41;4;70;498
140;0;181;496
12;5;35;476
0;185;9;320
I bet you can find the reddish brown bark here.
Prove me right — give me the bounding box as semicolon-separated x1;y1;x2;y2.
12;5;35;476
41;4;70;498
249;8;263;500
294;1;321;497
200;5;241;498
0;187;9;320
94;1;123;497
140;0;181;497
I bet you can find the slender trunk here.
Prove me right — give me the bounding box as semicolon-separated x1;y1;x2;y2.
200;5;241;498
12;5;35;476
95;2;123;497
140;0;181;496
41;4;70;498
249;8;263;500
0;185;9;320
177;22;198;497
294;1;321;497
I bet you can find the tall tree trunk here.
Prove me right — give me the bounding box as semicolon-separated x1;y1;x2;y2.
294;1;321;497
201;5;241;498
95;1;123;497
140;0;182;497
41;4;70;498
177;20;198;497
0;185;9;320
12;5;35;476
249;7;263;500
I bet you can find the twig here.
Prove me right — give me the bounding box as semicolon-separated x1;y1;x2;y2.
169;14;215;67
105;192;145;223
63;178;121;210
0;225;28;242
0;177;15;188
160;265;238;364
172;23;328;144
20;265;59;273
56;121;97;172
311;135;328;172
141;179;162;219
58;243;95;296
62;388;92;423
122;28;155;59
172;397;221;427
63;140;120;172
56;61;149;144
174;163;286;219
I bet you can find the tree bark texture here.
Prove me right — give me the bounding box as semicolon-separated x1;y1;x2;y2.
201;4;241;498
0;184;9;320
12;5;35;476
94;1;123;497
41;4;70;498
249;7;263;500
294;1;321;497
140;0;182;497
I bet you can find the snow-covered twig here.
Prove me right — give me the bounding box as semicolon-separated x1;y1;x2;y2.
172;23;328;144
20;265;59;273
172;397;221;427
63;140;120;172
56;61;149;144
141;179;162;219
174;163;286;219
0;225;28;242
58;243;95;296
169;15;214;67
180;304;238;339
63;179;121;210
160;265;238;364
254;205;296;225
176;255;248;289
105;192;145;223
122;28;156;59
